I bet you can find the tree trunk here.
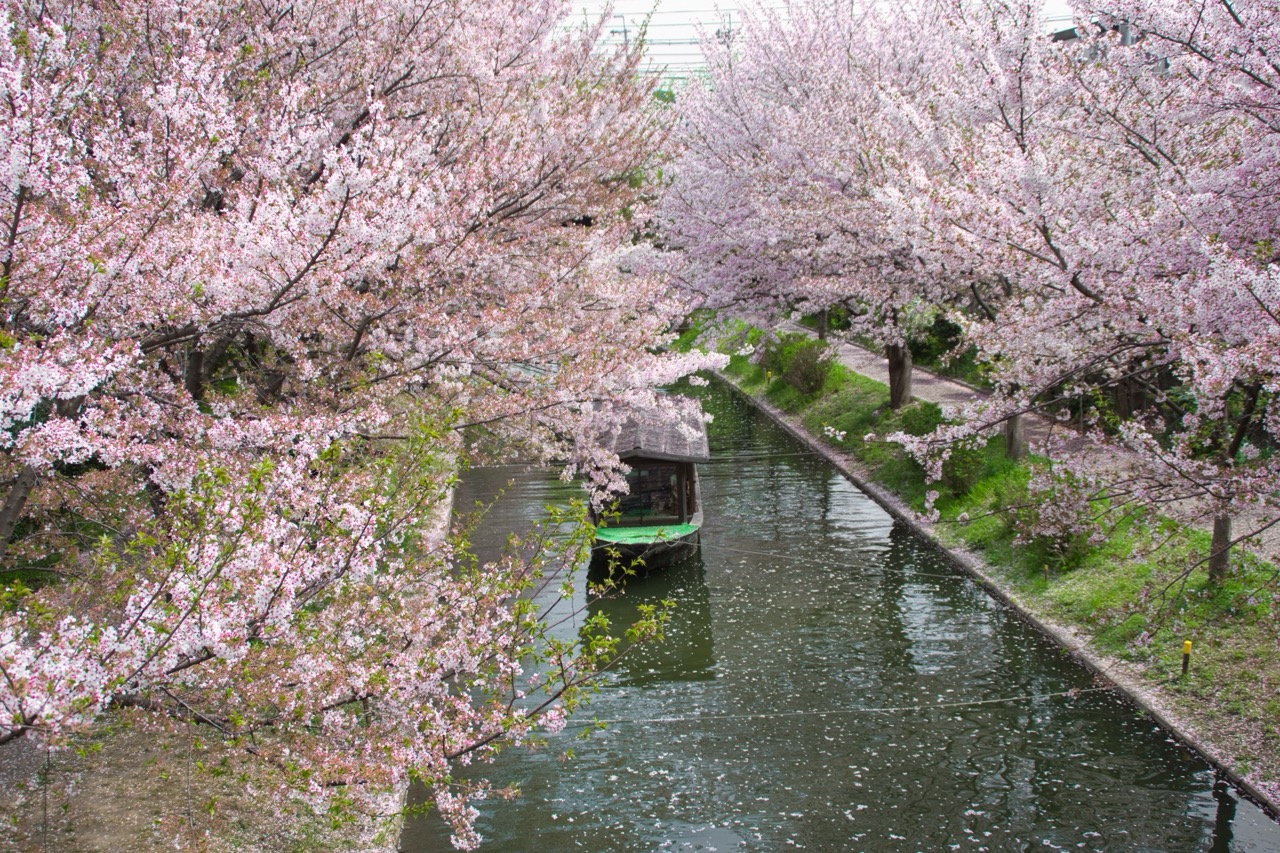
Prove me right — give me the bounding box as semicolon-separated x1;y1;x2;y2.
886;343;913;410
1114;377;1132;420
0;464;38;564
184;346;204;402
1004;413;1026;460
816;308;828;341
1208;513;1231;585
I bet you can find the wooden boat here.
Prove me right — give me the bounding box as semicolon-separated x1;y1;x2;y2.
591;403;709;575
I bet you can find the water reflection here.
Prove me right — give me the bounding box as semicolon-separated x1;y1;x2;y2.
588;551;716;687
399;381;1280;852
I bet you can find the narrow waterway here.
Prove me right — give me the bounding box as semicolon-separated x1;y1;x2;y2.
400;380;1280;851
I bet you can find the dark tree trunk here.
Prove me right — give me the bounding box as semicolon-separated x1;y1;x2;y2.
886;343;913;410
184;346;204;402
257;370;285;404
1004;413;1026;460
816;308;828;341
1206;383;1260;586
0;464;38;563
201;333;234;384
1208;513;1231;585
1114;377;1132;421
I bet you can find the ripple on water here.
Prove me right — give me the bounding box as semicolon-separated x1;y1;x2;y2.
398;381;1280;852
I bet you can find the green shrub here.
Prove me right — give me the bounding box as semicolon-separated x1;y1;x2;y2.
758;332;801;375
905;315;988;386
783;339;833;395
941;445;985;497
798;306;853;333
896;401;945;437
908;314;964;364
756;333;833;396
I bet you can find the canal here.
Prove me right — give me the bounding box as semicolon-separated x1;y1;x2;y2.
400;380;1280;851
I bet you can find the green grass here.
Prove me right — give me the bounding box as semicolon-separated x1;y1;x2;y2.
693;318;1280;789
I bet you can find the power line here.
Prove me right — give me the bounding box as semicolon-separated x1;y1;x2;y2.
564;686;1114;728
697;541;964;582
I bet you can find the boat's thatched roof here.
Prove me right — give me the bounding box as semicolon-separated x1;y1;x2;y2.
606;404;710;463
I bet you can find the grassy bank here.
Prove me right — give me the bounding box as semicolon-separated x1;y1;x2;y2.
684;320;1280;805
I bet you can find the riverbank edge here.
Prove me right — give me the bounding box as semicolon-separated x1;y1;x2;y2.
714;370;1280;821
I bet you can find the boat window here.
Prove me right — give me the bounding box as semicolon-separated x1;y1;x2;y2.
616;462;682;524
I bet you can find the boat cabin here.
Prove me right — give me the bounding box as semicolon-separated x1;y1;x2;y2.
604;405;709;528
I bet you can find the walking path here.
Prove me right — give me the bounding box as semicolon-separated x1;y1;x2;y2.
781;320;1093;454
784;321;975;411
780;321;1280;555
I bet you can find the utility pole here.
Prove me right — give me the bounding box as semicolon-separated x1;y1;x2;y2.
715;11;734;46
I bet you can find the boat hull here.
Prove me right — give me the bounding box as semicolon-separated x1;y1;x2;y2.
590;516;702;579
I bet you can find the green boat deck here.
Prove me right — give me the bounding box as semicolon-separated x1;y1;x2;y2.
594;522;700;545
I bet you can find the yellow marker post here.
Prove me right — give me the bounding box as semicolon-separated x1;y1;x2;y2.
1182;640;1193;676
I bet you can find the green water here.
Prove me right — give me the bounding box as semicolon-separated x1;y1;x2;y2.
400;380;1280;851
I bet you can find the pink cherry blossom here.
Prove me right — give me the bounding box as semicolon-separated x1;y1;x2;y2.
0;0;720;843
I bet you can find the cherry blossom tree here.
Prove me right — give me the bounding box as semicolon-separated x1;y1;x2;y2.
1068;0;1280;580
876;0;1097;456
0;0;718;844
657;0;956;408
662;0;1278;579
885;0;1280;579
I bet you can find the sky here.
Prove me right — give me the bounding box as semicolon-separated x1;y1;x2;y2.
574;0;1078;80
